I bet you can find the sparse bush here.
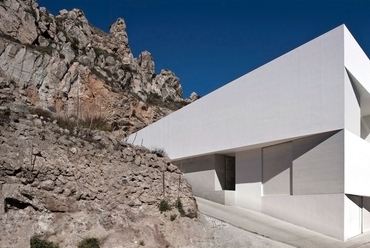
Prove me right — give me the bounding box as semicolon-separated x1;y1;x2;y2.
30;236;59;248
159;199;171;213
145;93;188;111
90;67;108;81
0;107;11;125
170;214;177;221
93;47;110;58
78;237;100;248
29;107;53;119
175;199;185;216
71;37;80;51
139;240;145;246
146;93;162;106
163;98;189;111
55;115;76;132
54;114;112;133
80;115;112;132
151;148;167;158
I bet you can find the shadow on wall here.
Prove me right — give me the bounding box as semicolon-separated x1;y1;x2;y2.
262;130;340;184
175;154;222;173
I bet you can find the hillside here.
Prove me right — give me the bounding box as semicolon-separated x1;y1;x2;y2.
0;0;205;247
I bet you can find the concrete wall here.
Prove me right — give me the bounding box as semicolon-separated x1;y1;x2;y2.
128;25;346;160
196;190;235;205
345;70;361;137
235;149;262;211
292;130;344;195
182;171;216;195
361;115;370;141
262;142;292;196
344;27;370;96
344;195;362;240
214;155;226;190
175;155;218;194
175;154;236;205
175;154;229;194
343;196;370;238
344;130;370;196
363;197;370;233
262;194;345;240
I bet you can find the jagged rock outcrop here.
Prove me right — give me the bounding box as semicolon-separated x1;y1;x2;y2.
0;0;198;135
190;91;201;101
154;69;182;100
0;0;38;45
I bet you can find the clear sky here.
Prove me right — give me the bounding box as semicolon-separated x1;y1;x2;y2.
38;0;370;98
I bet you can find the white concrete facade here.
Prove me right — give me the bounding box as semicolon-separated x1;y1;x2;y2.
128;25;370;241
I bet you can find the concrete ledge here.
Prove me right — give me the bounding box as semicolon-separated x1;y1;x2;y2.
196;190;235;205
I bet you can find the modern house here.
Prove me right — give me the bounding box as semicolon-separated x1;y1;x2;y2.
128;25;370;241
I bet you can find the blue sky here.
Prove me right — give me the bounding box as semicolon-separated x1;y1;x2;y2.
38;0;370;98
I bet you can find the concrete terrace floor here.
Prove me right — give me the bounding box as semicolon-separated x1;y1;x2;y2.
196;197;370;248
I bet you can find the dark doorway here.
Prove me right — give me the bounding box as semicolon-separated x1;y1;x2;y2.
225;156;235;190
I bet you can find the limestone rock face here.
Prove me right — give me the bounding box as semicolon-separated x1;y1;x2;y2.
137;50;155;75
190;91;200;101
155;69;183;100
0;0;38;45
0;0;199;136
0;1;206;247
109;18;131;58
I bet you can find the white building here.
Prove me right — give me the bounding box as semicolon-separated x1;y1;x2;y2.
128;25;370;241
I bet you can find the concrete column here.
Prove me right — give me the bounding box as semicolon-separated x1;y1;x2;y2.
235;148;262;212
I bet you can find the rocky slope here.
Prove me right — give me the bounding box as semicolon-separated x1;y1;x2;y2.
0;0;207;247
0;0;199;136
0;104;202;248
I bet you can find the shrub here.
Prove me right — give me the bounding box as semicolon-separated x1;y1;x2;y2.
54;114;112;133
55;115;76;132
78;237;100;248
175;199;185;216
30;236;59;248
145;93;189;111
151;148;167;158
80;115;112;132
139;240;145;246
170;214;177;221
0;107;11;125
158;199;171;213
146;93;162;106
90;67;107;81
71;37;80;51
29;107;53;119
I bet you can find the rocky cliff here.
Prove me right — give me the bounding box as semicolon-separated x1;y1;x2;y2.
0;0;210;247
0;0;199;135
